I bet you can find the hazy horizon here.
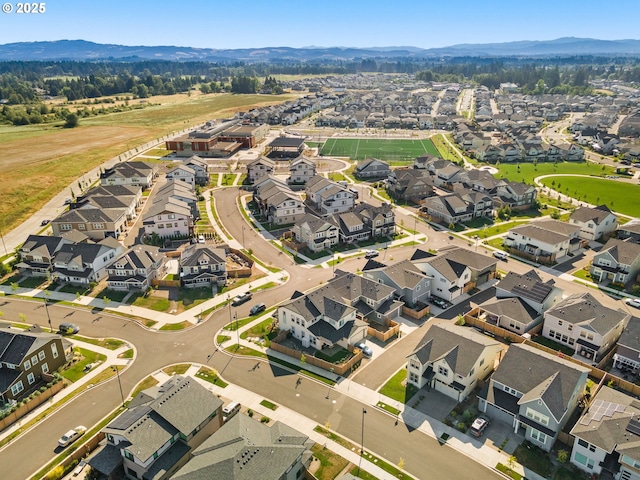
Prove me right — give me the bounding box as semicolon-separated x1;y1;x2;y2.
1;0;639;50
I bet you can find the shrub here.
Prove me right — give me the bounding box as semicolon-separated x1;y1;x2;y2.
260;416;270;423
456;422;466;432
247;408;254;417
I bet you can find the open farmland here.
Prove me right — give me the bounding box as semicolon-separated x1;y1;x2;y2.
0;92;294;232
320;137;440;162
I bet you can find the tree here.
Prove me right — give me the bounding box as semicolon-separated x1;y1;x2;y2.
64;113;78;128
557;450;568;464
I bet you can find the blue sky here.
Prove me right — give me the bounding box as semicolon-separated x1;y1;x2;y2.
1;0;639;49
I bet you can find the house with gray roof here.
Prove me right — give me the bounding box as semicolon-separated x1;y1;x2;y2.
363;259;431;308
17;235;71;277
617;219;640;243
143;198;194;239
495;270;562;314
543;292;630;362
166;164;197;188
406;324;504;402
287;156;316;186
473;297;543;334
184;156;210;185
106;245;166;291
291;213;339;253
411;251;472;302
100;161;158;189
478;343;589;452
253;176;305;226
590;238;640;286
179;244;227;288
51;206;128;241
247;157;276;185
172;412;312;480
305;176;356;216
386;169;434;203
613;317;640;374
277;271;401;353
569;386;640;478
569;204;618;241
0;327;72;404
354;158;391;179
504;220;581;263
98;375;223;480
51;237;122;285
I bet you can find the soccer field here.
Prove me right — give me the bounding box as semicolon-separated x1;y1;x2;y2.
320;138;441;162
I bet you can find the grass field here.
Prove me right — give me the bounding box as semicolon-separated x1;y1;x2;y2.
320;137;440;161
540;176;640;217
0;92;295;232
494;161;615;185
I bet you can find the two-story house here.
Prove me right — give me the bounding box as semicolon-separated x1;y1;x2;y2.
495;270;563;315
354;158;392;179
172;410;312;480
412;253;473;302
98;375;223;480
613;317;640;374
106;245;165;291
406;324;504;402
179;244;227;288
570;386;640;478
305;176;356;216
386;169;434;203
75;184;142;222
52;207;128;241
0;328;72;405
291;213;339;253
100;161;158;189
247;157;276;185
504;220;581;263
184;156;210;185
143;198;194;239
252;176;305;226
287;156;316;186
17;235;70;277
478;343;589;451
166;165;197;188
569;205;618;241
51;238;122;285
363;259;431;308
543;292;630;362
590;238;640;285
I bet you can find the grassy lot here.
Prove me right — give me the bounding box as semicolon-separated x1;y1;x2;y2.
495;161;615;185
118;349;134;359
513;442;553;478
225;344;267;358
72;337;124;350
540;176;640;217
177;287;212;310
328;172;347;182
240;316;278;340
130;376;159;400
91;288;130;303
61;348;107;382
320;138;439;162
159;320;192;331
467;220;529;239
195;366;228;388
162;364;190;376
311;444;350;480
1;93;293;232
532;336;575;357
130;293;171;312
379;368;419;404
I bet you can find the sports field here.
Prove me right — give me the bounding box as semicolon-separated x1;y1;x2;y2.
320;138;440;162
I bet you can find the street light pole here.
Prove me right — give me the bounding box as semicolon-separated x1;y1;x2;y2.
325;368;334;399
113;366;125;407
242;225;245;248
43;298;52;332
358;408;367;475
234;312;239;348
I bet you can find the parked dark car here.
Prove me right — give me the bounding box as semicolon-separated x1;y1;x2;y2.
429;297;452;309
58;322;79;335
249;303;266;315
40;219;50;226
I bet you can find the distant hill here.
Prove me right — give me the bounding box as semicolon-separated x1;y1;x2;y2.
1;37;640;62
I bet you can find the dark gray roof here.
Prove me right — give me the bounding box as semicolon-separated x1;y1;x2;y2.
180;245;226;267
496;270;555;305
617;317;640;352
408;324;500;375
478;297;540;324
546;292;628;336
491;343;589;422
0;328;62;367
268;137;305;148
172;414;309;480
437;246;497;272
598;238;640;266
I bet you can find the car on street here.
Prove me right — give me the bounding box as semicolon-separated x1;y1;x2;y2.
364;249;379;259
58;322;79;335
356;342;373;357
249;303;267;315
493;251;509;261
429;297;452;309
469;416;490;437
626;298;640;309
232;292;252;306
250;303;266;315
40;219;50;226
58;426;87;448
197;234;205;244
64;198;73;205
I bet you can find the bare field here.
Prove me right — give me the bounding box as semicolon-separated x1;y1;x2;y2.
0;93;295;232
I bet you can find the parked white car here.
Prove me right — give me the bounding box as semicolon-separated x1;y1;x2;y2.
493;251;509;261
626;298;640;309
58;425;87;448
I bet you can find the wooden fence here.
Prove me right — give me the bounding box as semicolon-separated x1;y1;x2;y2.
402;304;430;321
0;379;65;431
151;279;180;288
367;320;400;343
269;332;363;376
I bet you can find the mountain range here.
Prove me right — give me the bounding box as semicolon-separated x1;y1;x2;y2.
1;37;640;62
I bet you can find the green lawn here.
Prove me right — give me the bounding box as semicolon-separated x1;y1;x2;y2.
177;287;212;310
195;366;228;388
495;161;615;185
540;176;640;217
513;442;553;478
130;293;171;312
61;348;107;382
378;368;418;404
320;138;440;162
467;220;529;239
